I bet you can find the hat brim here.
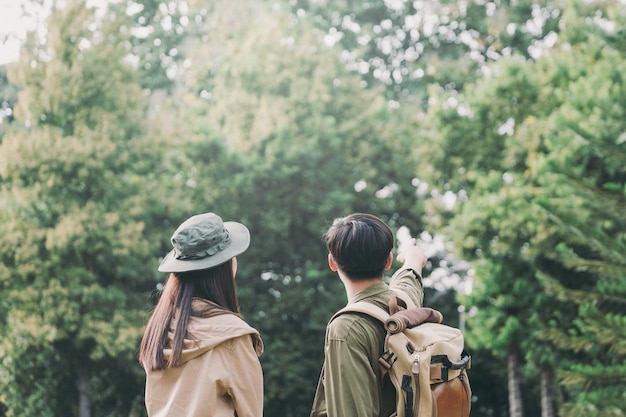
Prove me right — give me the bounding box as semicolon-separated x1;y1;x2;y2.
157;221;250;273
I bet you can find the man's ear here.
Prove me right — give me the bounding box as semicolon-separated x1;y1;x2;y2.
328;253;339;271
383;252;393;270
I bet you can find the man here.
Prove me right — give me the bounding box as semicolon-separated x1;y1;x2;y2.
311;213;427;417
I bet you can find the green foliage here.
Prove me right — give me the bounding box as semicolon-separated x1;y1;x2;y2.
529;13;626;415
115;0;189;92
426;2;626;416
0;66;17;138
0;2;160;415
288;0;564;102
2;1;625;416
10;3;143;138
175;5;428;414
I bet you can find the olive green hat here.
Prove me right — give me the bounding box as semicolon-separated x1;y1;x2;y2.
158;212;250;273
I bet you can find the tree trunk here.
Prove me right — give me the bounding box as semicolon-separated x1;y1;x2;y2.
540;367;555;417
507;350;524;417
78;367;91;417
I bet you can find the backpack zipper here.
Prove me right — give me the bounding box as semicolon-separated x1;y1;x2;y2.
411;353;420;375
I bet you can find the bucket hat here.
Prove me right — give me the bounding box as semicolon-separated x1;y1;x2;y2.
158;212;250;273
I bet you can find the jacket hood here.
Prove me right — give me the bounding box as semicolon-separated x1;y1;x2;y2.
164;298;263;364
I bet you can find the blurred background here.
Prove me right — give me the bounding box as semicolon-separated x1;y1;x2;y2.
0;1;624;416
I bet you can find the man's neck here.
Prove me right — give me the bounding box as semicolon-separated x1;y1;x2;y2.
341;274;383;302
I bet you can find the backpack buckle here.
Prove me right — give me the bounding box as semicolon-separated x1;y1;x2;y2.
379;350;397;369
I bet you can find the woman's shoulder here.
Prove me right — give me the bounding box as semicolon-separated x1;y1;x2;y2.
183;311;263;356
201;314;264;355
189;309;256;330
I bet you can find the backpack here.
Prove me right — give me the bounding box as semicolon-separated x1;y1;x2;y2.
332;293;472;417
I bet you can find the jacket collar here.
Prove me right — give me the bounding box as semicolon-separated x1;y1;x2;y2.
350;281;389;304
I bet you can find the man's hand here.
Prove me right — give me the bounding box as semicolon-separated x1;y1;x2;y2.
396;238;428;274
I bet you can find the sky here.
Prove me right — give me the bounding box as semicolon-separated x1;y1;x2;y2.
0;0;120;66
0;1;21;64
0;0;51;65
0;0;32;65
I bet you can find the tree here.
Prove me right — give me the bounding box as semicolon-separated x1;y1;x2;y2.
171;2;429;414
0;66;18;138
425;2;626;416
287;0;563;103
115;0;190;93
530;5;626;415
0;2;160;415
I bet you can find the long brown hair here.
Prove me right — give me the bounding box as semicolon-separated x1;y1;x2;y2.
139;259;239;371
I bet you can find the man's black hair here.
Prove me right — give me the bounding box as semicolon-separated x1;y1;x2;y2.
325;213;394;280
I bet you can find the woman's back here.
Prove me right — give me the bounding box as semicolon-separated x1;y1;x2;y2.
140;213;263;417
145;299;263;417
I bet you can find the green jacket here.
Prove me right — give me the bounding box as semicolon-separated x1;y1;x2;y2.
311;267;424;417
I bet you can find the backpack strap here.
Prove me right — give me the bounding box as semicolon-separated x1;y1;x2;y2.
331;288;418;323
331;299;438;417
330;300;394;382
331;300;390;324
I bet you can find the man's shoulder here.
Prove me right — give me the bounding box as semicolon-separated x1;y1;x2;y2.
327;303;386;342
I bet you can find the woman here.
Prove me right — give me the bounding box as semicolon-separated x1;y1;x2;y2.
139;212;263;417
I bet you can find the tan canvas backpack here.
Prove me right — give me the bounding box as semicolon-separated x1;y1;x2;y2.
331;293;472;417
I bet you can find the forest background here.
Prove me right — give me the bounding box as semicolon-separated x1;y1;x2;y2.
0;0;624;416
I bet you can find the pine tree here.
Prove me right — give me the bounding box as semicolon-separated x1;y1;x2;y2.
532;14;626;415
427;3;626;416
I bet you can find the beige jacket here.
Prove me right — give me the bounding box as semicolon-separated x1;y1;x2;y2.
145;299;264;417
